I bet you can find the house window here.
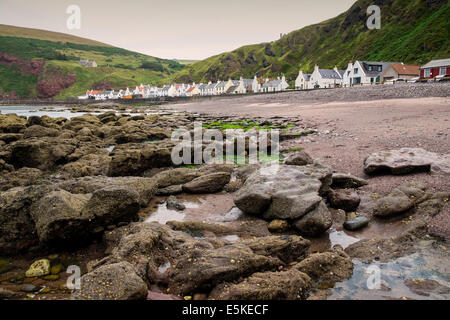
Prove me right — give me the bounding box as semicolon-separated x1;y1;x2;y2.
354;68;358;74
424;69;431;77
440;67;447;75
370;78;374;83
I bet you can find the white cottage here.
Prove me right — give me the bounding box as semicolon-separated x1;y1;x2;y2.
295;70;311;90
261;75;289;93
342;61;394;86
308;65;344;89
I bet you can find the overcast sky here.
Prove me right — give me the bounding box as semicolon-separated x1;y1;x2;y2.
0;0;356;60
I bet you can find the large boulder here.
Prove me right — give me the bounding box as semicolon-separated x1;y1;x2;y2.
29;190;92;245
364;148;450;175
209;269;313;300
233;163;332;220
0;114;27;133
293;201;332;237
108;144;173;176
294;247;353;282
182;172;231;194
373;188;415;217
9;138;76;170
23;125;59;138
81;186;141;227
71;262;148;300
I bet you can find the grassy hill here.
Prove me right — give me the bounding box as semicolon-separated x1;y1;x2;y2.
172;0;449;85
0;24;184;99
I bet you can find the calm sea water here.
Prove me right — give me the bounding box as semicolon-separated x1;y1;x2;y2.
0;105;92;119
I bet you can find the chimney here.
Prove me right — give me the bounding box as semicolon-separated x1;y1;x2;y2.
314;65;319;73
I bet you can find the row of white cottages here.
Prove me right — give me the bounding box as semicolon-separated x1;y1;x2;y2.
295;60;422;89
83;76;289;100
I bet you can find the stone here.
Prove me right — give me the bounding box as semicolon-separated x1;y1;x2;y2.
209;269;313;300
50;264;64;275
284;150;314;166
268;220;290;233
183;172;231;194
293;201;332;237
23;125;59;138
43;275;60;281
81;186;141;227
25;259;50;278
328;189;361;212
344;216;370;231
234;163;332;219
20;284;39;293
294;247;353;282
156;185;183;196
71;262;148;300
374;189;415;217
30;190;92;245
404;279;450;296
166;196;186;211
331;173;368;189
0;114;27;133
0;287;21;299
364;148;450;175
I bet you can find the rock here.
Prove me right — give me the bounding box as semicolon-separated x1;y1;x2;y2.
147;291;182;300
166;196;186;211
364;148;450;175
108;144;173;176
0;287;20;299
293;201;332;237
0;185;52;254
81;186;141;227
209;269;313;300
20;284;39;293
61;154;111;178
156;185;183;196
153;168;200;188
71;262;148;300
374;189;415;217
0;114;27;133
25;259;50;278
0;263;15;274
344;216;370;231
294;247;353;282
23;125;59;138
43;275;60;281
225;179;244;193
183;172;231;194
51;264;64;275
331;173;368;189
234;163;332;219
30;190;92;245
404;279;450;296
0;133;23;144
9;138;76;170
328;189;361;212
284;150;314;166
268;220;290;233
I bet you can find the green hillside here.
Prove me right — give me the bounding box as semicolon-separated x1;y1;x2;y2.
0;25;184;99
172;0;449;84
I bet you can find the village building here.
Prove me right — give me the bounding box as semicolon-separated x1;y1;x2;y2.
419;58;450;80
186;85;201;97
79;59;98;68
381;63;420;81
295;70;311;90
343;61;394;86
308;65;344;89
261;75;289;92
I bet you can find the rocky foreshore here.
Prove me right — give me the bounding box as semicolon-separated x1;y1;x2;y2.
0;104;449;300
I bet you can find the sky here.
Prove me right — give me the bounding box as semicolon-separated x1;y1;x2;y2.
0;0;356;60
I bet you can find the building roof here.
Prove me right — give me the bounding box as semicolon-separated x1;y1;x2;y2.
217;81;227;88
263;79;282;88
304;74;311;81
360;61;395;77
318;69;342;79
226;85;238;93
390;63;419;76
421;58;450;69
